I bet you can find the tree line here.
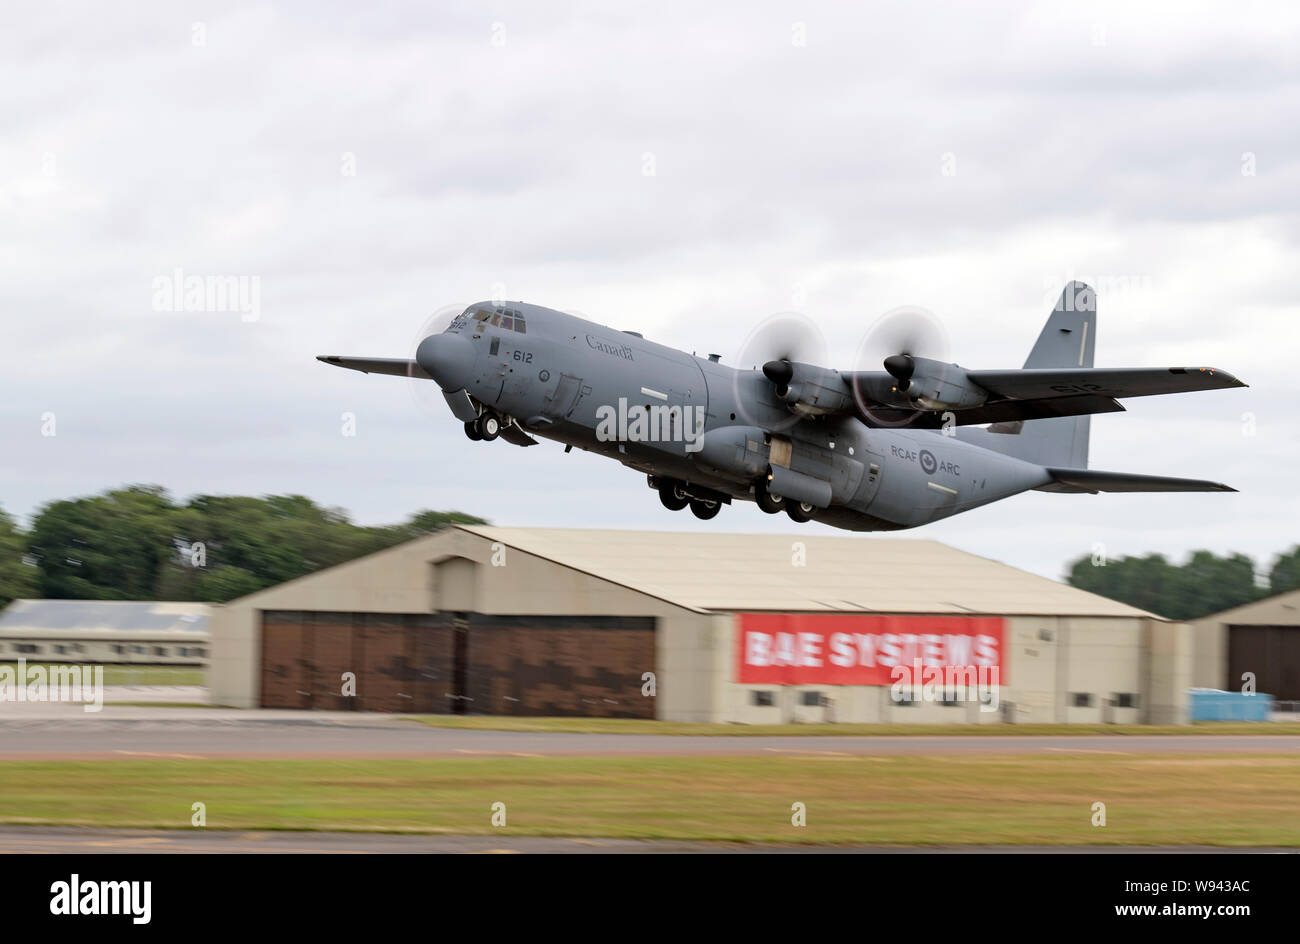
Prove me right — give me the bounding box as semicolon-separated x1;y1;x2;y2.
0;485;484;607
1066;547;1300;621
1;485;1296;622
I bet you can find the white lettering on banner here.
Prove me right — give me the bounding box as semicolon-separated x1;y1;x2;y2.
735;614;1007;686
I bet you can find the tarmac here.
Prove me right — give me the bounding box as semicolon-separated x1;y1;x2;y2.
2;701;1299;758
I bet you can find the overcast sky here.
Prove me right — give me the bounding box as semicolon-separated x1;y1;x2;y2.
2;0;1296;581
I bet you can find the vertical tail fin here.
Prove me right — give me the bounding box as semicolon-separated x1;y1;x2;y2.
1019;281;1094;467
956;281;1095;467
1025;281;1096;370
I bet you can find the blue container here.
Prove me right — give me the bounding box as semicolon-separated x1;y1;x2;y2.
1187;689;1274;722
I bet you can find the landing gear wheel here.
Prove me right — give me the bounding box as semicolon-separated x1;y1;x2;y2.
754;478;785;514
464;420;483;441
475;413;501;441
690;499;721;520
658;481;690;511
786;501;816;523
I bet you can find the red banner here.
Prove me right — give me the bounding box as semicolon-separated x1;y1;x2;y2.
735;613;1006;686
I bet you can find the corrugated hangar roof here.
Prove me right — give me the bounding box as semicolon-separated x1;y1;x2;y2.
0;599;211;636
459;526;1155;618
1191;587;1300;626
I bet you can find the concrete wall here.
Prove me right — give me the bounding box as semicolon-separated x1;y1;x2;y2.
1190;620;1228;690
1145;619;1191;724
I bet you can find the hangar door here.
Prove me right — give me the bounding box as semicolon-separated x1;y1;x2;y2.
260;611;655;716
1228;625;1300;701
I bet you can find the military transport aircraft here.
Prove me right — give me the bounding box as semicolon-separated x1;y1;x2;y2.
319;282;1246;531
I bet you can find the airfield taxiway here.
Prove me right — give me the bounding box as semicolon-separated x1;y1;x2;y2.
0;704;1297;759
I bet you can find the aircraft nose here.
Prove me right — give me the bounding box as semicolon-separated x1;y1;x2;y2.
415;332;475;391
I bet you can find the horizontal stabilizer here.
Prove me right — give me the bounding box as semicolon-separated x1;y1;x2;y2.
1037;467;1237;494
969;366;1246;401
317;356;431;379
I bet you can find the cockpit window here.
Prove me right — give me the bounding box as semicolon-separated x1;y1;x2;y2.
465;304;527;333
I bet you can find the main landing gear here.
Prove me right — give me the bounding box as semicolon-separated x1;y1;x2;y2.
657;479;690;511
651;476;724;519
754;477;785;514
785;500;817;523
755;476;816;523
689;498;721;520
464;412;501;442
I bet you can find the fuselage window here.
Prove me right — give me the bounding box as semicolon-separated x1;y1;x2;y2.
491;312;501;326
474;310;492;322
513;318;526;333
501;316;513;330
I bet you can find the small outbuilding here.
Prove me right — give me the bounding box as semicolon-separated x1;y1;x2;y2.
0;599;211;666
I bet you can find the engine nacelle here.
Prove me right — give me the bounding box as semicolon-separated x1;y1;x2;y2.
764;361;855;416
894;356;988;411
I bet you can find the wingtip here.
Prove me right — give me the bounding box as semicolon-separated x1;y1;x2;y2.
1217;368;1248;388
1209;367;1248;388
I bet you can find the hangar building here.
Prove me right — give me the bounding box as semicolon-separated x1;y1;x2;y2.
209;526;1188;724
1191;588;1300;703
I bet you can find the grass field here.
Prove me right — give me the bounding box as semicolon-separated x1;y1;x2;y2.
0;662;205;687
404;715;1300;737
3;754;1299;844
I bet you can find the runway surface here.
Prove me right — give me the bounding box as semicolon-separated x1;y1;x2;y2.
0;826;1289;854
0;707;1297;758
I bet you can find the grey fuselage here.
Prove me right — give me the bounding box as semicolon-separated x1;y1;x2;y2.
443;301;1052;531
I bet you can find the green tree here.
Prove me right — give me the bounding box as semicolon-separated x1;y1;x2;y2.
27;485;179;599
395;509;487;539
1268;546;1300;596
24;485;486;604
1067;549;1264;620
0;507;38;607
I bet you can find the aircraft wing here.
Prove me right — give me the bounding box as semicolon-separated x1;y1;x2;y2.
317;355;431;379
858;392;1126;428
966;367;1246;401
846;365;1244;428
1037;467;1237;494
